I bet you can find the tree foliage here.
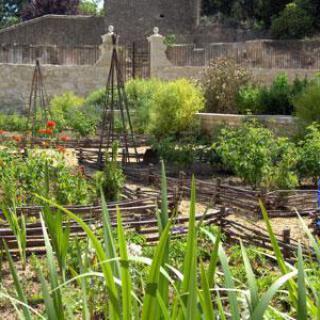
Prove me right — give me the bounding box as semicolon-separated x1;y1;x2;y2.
21;0;80;21
202;0;319;38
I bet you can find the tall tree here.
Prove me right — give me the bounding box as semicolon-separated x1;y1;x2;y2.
0;0;27;27
21;0;80;21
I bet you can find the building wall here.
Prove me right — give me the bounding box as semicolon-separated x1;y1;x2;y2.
105;0;199;43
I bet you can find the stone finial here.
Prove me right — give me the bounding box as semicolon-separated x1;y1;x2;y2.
108;25;114;34
153;27;160;36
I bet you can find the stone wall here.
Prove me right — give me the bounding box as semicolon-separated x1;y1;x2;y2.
198;113;297;136
0;15;106;46
154;65;317;84
0;63;108;113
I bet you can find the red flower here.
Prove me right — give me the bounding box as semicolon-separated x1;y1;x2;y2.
45;129;53;135
12;135;22;142
0;130;7;135
60;135;70;142
47;120;56;128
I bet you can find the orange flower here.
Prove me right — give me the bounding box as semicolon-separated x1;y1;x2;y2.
38;129;47;135
60;135;70;142
56;145;66;154
12;135;22;143
38;128;53;135
47;120;56;128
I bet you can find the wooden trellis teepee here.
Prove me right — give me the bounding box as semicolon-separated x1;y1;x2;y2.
27;59;50;142
97;31;139;167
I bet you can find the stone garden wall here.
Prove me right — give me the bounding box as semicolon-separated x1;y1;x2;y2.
0;64;107;113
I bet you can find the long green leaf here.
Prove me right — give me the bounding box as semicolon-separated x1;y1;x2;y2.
199;262;215;320
297;245;307;320
177;176;198;320
141;221;172;320
101;191;120;277
241;242;259;313
117;208;132;320
40;214;64;319
3;242;32;320
252;271;297;319
158;160;170;315
35;194;120;320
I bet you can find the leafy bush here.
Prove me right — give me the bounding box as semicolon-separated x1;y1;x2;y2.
50;92;96;136
215;121;299;189
148;79;204;139
0;114;28;131
95;143;125;201
236;84;261;114
271;3;313;39
0;149;94;205
238;74;308;115
297;124;320;181
202;58;251;113
294;77;320;126
126;79;162;133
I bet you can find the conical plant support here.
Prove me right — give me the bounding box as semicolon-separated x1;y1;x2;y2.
97;32;139;168
27;59;50;144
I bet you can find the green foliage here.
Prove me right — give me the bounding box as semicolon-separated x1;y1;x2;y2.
271;3;314;39
236;84;261;114
0;113;28;131
0;149;94;205
95;142;125;201
259;73;294;115
4;167;320;319
215;121;299;189
237;74;308;115
297;124;320;181
79;0;100;15
202;58;251;113
50;92;96;136
126;79;162;133
148;79;204;139
294;77;320;126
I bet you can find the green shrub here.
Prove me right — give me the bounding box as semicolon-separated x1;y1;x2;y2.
202;58;251;113
297;124;320;181
271;3;314;39
215;121;299;189
0;149;93;206
236;85;262;114
95;143;125;201
126;79;162;133
0;114;28;131
237;75;308;115
259;73;293;115
148;79;204;139
294;77;320;126
50;92;96;136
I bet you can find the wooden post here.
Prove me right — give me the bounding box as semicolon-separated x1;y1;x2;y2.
178;171;186;198
148;164;154;185
214;178;221;206
220;206;226;234
282;227;291;260
78;148;84;165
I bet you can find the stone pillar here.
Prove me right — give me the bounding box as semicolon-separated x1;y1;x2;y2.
147;27;173;78
95;25;116;67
